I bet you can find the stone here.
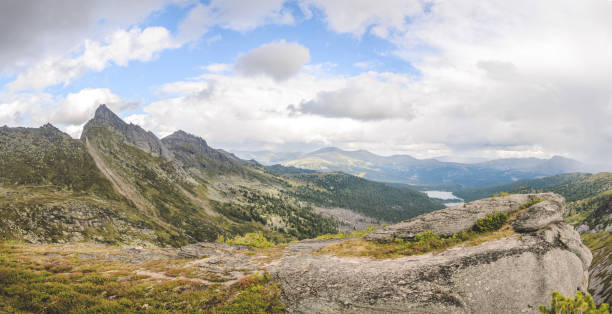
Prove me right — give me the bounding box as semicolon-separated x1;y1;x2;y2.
365;193;558;242
513;194;566;232
269;193;592;313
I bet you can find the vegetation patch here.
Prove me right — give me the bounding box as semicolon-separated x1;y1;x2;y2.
539;291;609;314
491;192;512;197
319;199;543;259
473;212;508;232
218;231;276;249
315;226;378;240
0;242;284;313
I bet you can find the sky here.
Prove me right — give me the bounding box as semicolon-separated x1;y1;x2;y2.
1;0;612;169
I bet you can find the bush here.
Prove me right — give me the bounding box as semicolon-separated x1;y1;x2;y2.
218;231;276;249
492;192;512;197
539;291;610;314
472;212;508;233
315;226;379;240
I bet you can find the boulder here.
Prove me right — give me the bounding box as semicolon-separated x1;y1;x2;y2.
365;193;559;242
269;193;592;313
270;224;590;314
513;195;565;232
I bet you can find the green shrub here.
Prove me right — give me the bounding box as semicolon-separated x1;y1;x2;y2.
472;212;508;233
218;231;276;249
316;232;346;240
315;226;379;240
492;192;512;197
539;291;610;314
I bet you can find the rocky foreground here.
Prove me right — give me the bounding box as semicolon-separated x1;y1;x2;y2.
0;193;596;313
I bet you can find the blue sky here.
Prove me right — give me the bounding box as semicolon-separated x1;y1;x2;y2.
1;0;612;169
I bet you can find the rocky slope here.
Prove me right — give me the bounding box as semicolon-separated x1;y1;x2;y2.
0;104;442;246
269;193;592;313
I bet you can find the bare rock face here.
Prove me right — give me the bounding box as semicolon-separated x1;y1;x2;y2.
270;193;592;313
365;193;560;242
513;195;565;232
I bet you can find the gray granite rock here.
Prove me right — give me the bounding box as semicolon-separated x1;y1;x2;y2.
365;193;560;242
269;193;592;313
269;222;591;313
513;194;566;232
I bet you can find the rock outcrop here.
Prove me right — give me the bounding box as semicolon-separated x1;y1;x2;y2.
82;104;173;160
270;193;593;313
365;193;561;242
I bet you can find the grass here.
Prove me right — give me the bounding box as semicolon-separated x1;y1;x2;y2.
0;242;284;313
318;199;543;259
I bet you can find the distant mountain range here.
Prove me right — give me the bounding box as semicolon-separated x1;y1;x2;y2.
235;147;586;188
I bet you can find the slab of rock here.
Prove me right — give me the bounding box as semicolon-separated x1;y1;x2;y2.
513;195;565;232
365;193;560;242
269;222;591;313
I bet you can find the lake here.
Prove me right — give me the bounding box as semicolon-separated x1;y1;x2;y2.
423;190;465;207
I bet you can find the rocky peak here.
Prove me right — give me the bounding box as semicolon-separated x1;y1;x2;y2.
94;104;118;120
163;130;209;148
82;104;173;160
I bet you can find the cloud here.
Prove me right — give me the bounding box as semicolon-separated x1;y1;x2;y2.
299;73;416;120
235;40;310;81
50;88;138;126
204;63;231;73
176;0;292;43
301;0;421;37
0;0;173;73
7;27;179;91
5;1;298;91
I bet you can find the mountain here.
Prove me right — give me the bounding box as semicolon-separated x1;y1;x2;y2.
236;147;585;188
0;105;442;246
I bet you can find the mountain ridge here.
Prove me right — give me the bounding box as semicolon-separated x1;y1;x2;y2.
236;147;585;187
0;104;443;246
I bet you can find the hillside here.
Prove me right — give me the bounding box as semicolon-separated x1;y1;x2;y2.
238;147;584;187
455;173;612;203
0;105;442;246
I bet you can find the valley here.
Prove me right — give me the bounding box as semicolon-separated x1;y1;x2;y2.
0;106;609;312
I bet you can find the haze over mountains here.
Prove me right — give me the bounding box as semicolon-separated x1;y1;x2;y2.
236;147;585;188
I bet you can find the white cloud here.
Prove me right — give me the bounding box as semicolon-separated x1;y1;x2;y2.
8;27;180;91
204;63;231;73
50;88;138;126
235;40;310;81
176;0;292;43
0;93;53;127
0;0;175;73
299;72;416;120
302;0;421;37
5;1;298;91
